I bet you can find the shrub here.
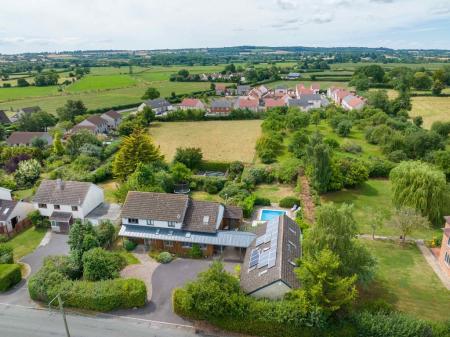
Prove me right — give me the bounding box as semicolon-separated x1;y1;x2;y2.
0;264;21;291
188;244;203;259
123;239;137;252
204;177;225;194
276;158;301;183
0;235;8;243
82;248;126;281
27;210;50;229
0;244;14;264
219;182;250;201
241;166;268;187
368;158;395;178
228;161;245;180
239;194;257;218
156;252;173;264
254;197;271;206
173;147;203;170
324;138;340;149
341;141;362;154
336;120;352;137
387;150;408;163
337;158;370;188
198;161;230;172
256;133;283;164
279;196;300;208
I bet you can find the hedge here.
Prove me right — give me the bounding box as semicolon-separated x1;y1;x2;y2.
198;161;230;172
0;264;21;292
0;244;14;264
279;196;301;208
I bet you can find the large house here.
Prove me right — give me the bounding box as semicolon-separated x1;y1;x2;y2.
138;98;173;115
208;99;234;116
235;97;259;112
438;216;450;279
178;98;205;111
72;115;109;135
237;85;251;96
101;110;122;129
119;192;255;259
240;214;302;299
33;179;105;233
6;131;53;147
263;98;286;110
0;187;34;236
341;95;366;110
287;94;324;111
215;83;227;95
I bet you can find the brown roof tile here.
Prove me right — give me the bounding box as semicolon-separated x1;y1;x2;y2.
102;110;121;119
6;132;49;146
183;200;221;233
33;179;93;206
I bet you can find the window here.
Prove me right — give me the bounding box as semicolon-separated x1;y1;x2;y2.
182;242;193;249
168;221;176;228
164;240;173;248
54;205;60;210
71;206;78;211
146;219;154;226
128;218;138;224
38;203;47;209
199;244;208;250
445;252;450;267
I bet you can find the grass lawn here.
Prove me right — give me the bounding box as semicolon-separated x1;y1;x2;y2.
190;191;223;203
98;180;119;203
254;184;296;203
409;96;450;129
7;227;47;260
149;120;262;163
321;179;441;240
0;85;59;101
361;239;450;321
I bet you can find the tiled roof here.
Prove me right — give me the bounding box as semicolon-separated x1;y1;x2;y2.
145;98;171;109
33;179;93;206
264;98;286;108
121;191;189;223
183;199;222;233
0;199;18;221
211;99;233;109
86;115;107;126
311;83;320;90
238;97;259;108
20;106;40;114
6;132;49;146
240;215;302;295
180;98;202;107
102;110;121;119
224;205;243;220
0;110;11;124
71;124;97;133
215;84;226;90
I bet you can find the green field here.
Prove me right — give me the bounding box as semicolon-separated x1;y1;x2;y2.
330;62;449;71
362;239;450;321
7;227;47;260
321;179;441;240
410;96;450;129
267;80;350;90
66;74;138;92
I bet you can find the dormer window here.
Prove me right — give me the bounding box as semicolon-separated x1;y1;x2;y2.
203;216;210;225
128;218;138;224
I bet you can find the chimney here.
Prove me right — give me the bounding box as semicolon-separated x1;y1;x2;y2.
56;179;64;191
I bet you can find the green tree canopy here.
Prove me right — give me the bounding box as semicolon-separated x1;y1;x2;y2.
112;128;163;181
141;87;160;100
388;207;430;242
306;132;332;193
56;100;87;122
390;161;447;226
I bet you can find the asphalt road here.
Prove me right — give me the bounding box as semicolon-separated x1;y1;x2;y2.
0;303;201;337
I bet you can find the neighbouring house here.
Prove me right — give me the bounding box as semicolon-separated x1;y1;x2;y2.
0;187;34;236
71;115;109;135
329;87;351;105
275;85;288;96
236;97;260;112
215;83;227;95
295;83;314;98
286;72;301;79
437;216;450;279
178;98;205;111
18;106;41;116
263;98;286;110
33;179;105;233
101;110;122;129
237;85;251;96
311;83;320;94
248;87;264;100
257;85;269;96
119;191;255;259
240;214;302;299
0;110;11;124
85;203;122;226
341;94;366;110
208;99;234;116
138;98;173;115
6;131;53;147
287;94;324;111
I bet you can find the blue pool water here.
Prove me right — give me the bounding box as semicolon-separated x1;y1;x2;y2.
260;209;287;221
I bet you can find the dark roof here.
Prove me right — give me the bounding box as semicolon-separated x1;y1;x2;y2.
49;211;73;222
102;110;121;119
211;99;233;109
0;110;11;124
85;115;107;126
0;199;18;221
224;205;243;220
71;124;97;133
20;106;40;114
6;132;50;146
183;199;222;233
121;191;189;223
33;180;93;206
145;98;171;109
240;215;302;295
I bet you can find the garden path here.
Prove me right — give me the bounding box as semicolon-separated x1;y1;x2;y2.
298;173;315;223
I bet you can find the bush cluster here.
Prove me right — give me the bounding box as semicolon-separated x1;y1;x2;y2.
0;264;21;292
156;252;173;264
279;196;301;208
0;244;14;264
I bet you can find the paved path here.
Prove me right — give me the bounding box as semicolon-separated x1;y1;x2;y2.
0;303;200;337
0;232;69;306
120;247;159;301
416;240;450;290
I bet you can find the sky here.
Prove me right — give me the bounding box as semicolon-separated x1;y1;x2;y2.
0;0;450;54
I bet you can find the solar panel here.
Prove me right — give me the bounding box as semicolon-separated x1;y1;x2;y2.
249;249;260;268
255;236;265;246
257;251;269;268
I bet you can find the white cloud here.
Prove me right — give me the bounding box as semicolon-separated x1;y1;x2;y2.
0;0;448;53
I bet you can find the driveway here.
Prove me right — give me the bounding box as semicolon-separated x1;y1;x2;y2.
0;232;69;306
115;258;238;325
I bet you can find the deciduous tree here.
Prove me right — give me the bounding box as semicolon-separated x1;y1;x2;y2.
388;207;429;243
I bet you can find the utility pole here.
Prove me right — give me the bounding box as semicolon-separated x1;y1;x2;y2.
49;294;71;337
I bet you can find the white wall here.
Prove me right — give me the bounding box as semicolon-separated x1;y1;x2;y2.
122;217;183;230
4;202;34;232
0;187;12;200
80;185;104;217
250;281;291;300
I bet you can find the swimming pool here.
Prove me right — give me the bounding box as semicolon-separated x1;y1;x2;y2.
259;209;287;221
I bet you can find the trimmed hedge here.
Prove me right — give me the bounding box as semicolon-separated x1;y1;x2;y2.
156;252;173;264
198;161;230;172
0;264;21;292
279;196;301;208
0;244;14;264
